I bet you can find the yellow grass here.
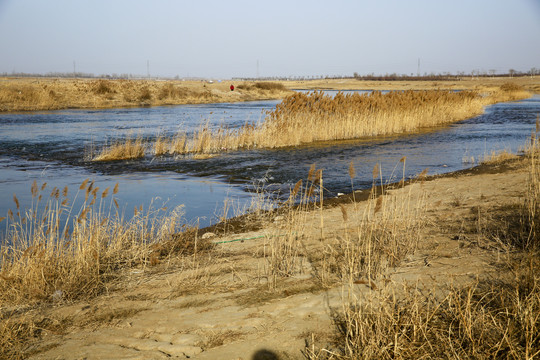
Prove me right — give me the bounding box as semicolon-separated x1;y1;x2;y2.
285;75;540;93
526;135;540;248
480;149;519;164
2;76;536;113
92;135;145;161
0;78;292;112
2;145;539;358
0;180;202;306
304;142;540;359
113;85;529;159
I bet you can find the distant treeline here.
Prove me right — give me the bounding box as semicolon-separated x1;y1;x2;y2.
351;70;538;81
2;68;538;81
0;72;129;79
238;69;538;82
0;72;187;80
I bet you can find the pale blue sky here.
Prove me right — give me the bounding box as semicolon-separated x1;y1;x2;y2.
0;0;539;78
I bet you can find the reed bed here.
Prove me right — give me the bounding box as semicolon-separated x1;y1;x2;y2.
0;180;191;306
236;81;287;92
480;148;518;164
256;159;427;292
525;132;540;249
92;135;145;161
172;89;489;154
304;138;540;360
306;260;539;360
94;85;528;161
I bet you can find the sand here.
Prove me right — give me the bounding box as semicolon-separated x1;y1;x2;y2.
22;156;530;360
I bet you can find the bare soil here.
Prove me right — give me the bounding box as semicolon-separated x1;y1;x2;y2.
18;156;530;360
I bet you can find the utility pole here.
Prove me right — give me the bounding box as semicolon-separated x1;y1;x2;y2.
147;60;150;78
417;58;420;77
73;61;76;76
256;59;259;79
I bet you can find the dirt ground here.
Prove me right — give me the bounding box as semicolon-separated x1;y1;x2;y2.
18;155;530;360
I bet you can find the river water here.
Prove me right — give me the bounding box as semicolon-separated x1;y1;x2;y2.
1;93;539;233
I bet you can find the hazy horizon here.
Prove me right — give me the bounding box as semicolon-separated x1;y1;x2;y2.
0;0;539;79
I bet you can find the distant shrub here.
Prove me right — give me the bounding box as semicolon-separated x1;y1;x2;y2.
237;82;287;91
93;80;115;95
499;82;523;92
138;87;152;101
158;83;189;100
253;82;287;91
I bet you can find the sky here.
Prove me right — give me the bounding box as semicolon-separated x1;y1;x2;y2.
0;0;539;79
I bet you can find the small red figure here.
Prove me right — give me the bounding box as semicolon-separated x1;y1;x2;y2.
230;84;235;91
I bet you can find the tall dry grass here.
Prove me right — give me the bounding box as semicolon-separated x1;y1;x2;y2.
256;159;427;293
0;78;291;112
304;137;540;360
0;180;194;306
93;85;528;161
0;179;211;358
92;135;145;161
180;90;488;154
525;130;540;249
305;261;538;360
237;81;287;92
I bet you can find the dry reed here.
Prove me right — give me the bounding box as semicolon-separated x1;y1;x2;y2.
92;135;145;161
308;262;539;359
0;180;189;306
305;138;540;359
480;148;518;164
100;85;530;160
0;78;291;112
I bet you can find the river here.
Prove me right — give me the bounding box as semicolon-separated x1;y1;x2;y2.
1;93;538;234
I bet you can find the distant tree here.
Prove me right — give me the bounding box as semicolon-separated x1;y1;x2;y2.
509;69;516;78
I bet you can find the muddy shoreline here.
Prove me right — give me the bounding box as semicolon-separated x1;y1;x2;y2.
198;155;524;237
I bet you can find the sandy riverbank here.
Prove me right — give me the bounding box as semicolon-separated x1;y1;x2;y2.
5;152;535;359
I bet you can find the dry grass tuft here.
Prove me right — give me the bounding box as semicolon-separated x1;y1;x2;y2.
480;149;518;164
92;80;115;95
92;135;145;161
307;259;539;359
237;82;287;92
138;87;152;102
